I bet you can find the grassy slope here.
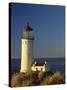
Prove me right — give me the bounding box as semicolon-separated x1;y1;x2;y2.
11;71;65;87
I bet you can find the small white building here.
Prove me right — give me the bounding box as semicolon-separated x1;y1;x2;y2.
31;61;47;72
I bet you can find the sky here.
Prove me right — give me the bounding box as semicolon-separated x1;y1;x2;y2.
11;3;65;59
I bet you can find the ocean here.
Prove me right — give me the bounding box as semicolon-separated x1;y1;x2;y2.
11;58;65;74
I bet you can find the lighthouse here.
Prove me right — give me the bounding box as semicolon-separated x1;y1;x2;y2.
20;23;34;72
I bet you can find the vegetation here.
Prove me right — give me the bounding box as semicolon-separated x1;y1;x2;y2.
11;71;65;87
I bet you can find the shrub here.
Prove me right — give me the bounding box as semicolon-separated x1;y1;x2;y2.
11;71;65;87
41;71;65;85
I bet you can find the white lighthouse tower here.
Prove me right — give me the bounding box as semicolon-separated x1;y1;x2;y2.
20;23;34;72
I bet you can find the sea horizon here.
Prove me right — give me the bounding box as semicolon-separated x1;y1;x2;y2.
11;57;65;60
11;57;65;74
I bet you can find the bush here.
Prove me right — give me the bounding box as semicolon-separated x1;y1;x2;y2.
11;71;39;87
41;71;65;85
11;71;65;87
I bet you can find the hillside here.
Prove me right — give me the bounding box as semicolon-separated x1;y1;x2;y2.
11;71;65;87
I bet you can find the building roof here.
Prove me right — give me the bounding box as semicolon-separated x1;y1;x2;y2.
32;62;45;66
31;60;47;66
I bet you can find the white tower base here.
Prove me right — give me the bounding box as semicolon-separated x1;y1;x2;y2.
20;38;33;72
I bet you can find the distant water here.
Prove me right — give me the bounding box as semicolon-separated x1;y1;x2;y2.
11;58;65;74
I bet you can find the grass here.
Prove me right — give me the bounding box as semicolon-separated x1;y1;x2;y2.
41;71;65;85
11;71;65;87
